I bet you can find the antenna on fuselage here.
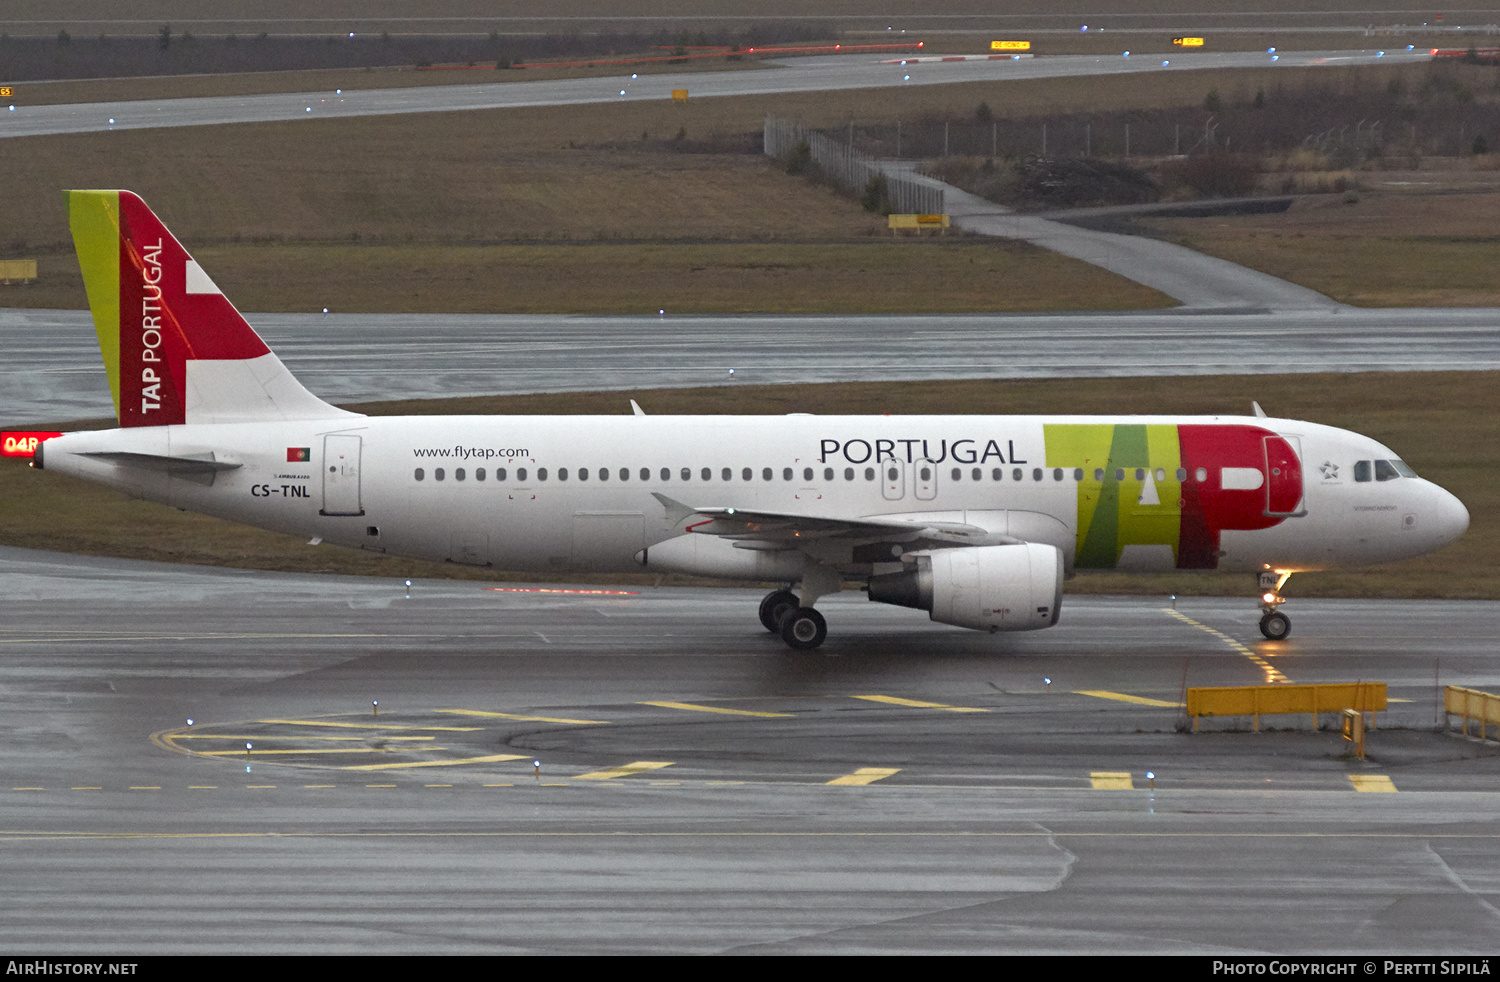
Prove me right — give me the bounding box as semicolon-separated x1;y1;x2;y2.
630;399;646;417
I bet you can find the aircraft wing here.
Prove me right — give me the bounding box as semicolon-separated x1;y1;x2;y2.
651;493;1018;548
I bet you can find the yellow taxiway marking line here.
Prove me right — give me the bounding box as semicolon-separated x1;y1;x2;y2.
340;754;527;772
1349;775;1398;793
11;788;44;791
198;748;434;756
827;767;901;786
1075;690;1185;708
188;786;217;790
245;785;277;789
437;708;610;725
172;734;436;741
1165;609;1291;684
640;701;794;718
852;695;989;712
574;761;675;780
258;719;482;732
366;784;397;788
71;787;102;791
304;785;337;789
484;783;515;787
1090;772;1135;790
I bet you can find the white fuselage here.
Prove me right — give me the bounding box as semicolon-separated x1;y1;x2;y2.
40;413;1470;582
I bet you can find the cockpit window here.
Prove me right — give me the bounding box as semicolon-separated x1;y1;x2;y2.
1354;459;1416;483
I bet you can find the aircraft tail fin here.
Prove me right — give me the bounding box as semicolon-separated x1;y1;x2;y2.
66;190;357;427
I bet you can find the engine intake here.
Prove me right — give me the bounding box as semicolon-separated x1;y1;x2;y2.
867;543;1063;632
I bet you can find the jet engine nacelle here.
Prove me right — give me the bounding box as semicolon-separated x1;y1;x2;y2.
867;543;1063;632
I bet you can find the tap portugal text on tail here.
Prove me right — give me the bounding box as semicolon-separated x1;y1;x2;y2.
34;190;1470;649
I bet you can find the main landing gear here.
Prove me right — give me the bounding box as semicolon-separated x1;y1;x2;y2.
758;588;828;650
1257;570;1293;641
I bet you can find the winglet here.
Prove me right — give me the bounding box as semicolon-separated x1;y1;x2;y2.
651;492;697;524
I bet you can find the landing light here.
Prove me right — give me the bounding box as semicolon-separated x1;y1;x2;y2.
1262;592;1278;604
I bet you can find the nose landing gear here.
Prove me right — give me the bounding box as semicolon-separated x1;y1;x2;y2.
1257;570;1292;640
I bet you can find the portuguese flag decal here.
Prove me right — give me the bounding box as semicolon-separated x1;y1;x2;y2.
287;447;311;462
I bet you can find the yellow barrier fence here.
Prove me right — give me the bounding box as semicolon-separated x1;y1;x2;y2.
1186;682;1386;732
888;214;950;234
0;259;36;284
1446;686;1500;741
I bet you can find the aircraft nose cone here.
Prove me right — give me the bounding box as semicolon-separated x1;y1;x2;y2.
1433;485;1470;546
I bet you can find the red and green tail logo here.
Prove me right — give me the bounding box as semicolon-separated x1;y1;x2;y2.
67;190;271;427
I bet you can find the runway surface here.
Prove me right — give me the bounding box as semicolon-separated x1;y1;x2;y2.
0;49;1427;140
2;545;1497;953
6;305;1498;424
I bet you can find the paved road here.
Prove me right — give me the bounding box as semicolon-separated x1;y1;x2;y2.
2;545;1497;953
0;49;1427;139
5;305;1496;424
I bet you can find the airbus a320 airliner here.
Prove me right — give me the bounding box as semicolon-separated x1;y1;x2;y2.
34;191;1470;649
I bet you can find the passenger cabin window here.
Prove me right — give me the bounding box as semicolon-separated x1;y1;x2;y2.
497;468;507;481
476;468;485;481
435;468;445;481
455;468;465;481
414;468;425;481
516;467;527;481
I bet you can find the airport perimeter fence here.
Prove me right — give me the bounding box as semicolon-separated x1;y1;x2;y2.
764;117;944;216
